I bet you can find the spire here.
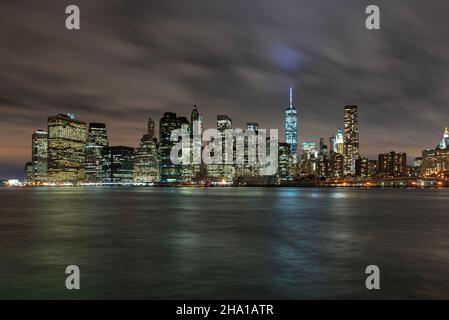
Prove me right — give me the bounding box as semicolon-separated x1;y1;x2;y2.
289;87;293;109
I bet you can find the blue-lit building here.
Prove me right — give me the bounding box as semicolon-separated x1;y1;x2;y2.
284;88;298;163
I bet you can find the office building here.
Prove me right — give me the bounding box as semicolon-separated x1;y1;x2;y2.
47;114;87;183
85;123;108;182
101;146;134;183
133;133;159;183
343;105;359;176
31;130;48;183
284;88;298;163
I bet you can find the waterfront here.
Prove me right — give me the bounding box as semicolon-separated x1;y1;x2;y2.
1;187;449;299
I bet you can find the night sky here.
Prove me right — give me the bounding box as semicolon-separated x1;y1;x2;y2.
1;0;448;178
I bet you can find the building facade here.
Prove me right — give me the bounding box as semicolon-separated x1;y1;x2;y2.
32;130;48;183
101;146;134;183
284;88;298;164
378;151;407;177
47;114;87;183
343;105;359;176
85;123;108;182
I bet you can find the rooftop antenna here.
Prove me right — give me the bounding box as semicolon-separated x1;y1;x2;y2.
289;87;293;109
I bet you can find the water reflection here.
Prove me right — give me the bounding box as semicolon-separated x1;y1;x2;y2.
1;187;449;299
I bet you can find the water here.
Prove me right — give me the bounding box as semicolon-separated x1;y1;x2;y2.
1;187;449;299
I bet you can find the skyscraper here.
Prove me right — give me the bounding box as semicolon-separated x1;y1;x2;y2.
178;116;193;183
343;105;359;176
147;117;156;139
317;137;329;178
284;88;298;163
278;143;292;182
190;106;203;182
24;162;33;184
31;130;48;183
133;130;159;183
101;146;135;183
47;114;87;183
378;151;407;177
438;127;449;149
159;112;183;183
210;114;234;183
85;123;108;182
335;129;344;154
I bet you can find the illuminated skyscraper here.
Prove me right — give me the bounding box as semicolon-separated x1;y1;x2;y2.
101;146;134;183
133;128;159;183
47;114;87;183
355;156;369;178
335;129;344;154
209;114;234;182
159;112;180;183
190;106;203;182
178;116;193;183
278;143;292;182
191;105;203;135
284;88;298;163
24;162;33;184
32;130;48;183
301;142;317;175
302;142;317;161
317;137;329;178
343;106;359;176
158;112;190;183
147;117;155;139
378;151;407;177
85;123;108;182
438;127;449;149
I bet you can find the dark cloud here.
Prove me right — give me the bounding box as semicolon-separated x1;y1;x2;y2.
0;0;448;178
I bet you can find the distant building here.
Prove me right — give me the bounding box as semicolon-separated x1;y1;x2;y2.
284;88;298;163
378;151;407;177
421;149;436;176
414;157;423;168
24;162;33;184
32;130;48;183
410;157;422;177
47;114;87;183
355;156;369;178
329;151;344;178
101;146;134;183
343;106;359;176
335;129;344;155
368;160;378;177
159;112;182;183
85;123;108;182
435;148;449;173
178;116;193;183
278;143;293;182
301;142;317;175
438;127;449;149
317;138;329;178
133;123;159;183
190;106;204;183
246;123;259;132
207;115;234;183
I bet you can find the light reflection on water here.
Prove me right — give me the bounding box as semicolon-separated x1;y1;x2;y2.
1;187;449;299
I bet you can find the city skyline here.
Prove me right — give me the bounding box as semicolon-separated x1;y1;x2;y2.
9;100;449;186
2;1;449;178
2;99;449;180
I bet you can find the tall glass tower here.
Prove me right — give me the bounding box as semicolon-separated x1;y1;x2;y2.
284;88;298;163
343;105;359;176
